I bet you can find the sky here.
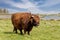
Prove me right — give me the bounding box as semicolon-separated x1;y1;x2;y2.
0;0;60;14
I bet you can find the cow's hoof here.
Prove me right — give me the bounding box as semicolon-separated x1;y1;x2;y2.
20;33;24;35
28;33;30;35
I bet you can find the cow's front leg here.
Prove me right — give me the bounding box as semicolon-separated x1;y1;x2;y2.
27;30;30;35
19;29;23;35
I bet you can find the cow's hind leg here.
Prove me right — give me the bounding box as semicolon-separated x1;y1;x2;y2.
13;27;17;33
24;29;27;35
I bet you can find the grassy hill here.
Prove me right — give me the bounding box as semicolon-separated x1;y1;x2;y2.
0;19;60;40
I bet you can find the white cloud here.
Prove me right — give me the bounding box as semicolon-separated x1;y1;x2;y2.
3;0;36;9
7;9;19;13
0;0;60;14
47;11;60;14
13;2;35;9
40;0;60;7
7;8;29;13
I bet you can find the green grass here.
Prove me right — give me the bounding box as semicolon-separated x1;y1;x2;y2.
0;19;60;40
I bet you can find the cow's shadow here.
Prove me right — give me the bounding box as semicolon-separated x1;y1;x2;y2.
4;32;22;35
4;32;15;34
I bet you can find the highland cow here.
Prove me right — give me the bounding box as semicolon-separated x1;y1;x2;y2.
11;12;40;35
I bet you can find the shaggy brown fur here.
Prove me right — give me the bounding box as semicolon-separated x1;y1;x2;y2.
11;12;40;35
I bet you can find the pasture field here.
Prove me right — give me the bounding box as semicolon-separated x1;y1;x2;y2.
0;19;60;40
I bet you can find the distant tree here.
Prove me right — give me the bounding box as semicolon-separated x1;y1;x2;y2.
0;9;2;13
4;9;7;13
0;8;9;14
3;8;9;14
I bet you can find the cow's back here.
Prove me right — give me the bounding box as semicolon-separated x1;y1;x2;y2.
11;12;32;29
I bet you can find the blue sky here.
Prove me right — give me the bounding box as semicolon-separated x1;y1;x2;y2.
0;0;60;14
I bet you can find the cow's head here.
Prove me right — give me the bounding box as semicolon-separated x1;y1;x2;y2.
30;15;40;26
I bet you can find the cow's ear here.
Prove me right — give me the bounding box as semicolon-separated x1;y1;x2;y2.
30;16;34;19
32;16;34;18
30;17;33;19
29;16;34;24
